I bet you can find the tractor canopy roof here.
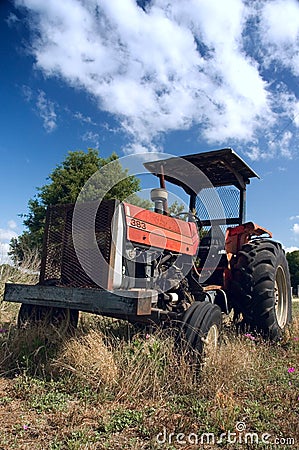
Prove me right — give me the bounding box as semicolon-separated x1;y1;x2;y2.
144;148;259;193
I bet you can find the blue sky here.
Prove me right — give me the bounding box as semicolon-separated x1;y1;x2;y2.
0;0;299;263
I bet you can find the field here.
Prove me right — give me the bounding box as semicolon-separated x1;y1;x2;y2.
0;263;298;449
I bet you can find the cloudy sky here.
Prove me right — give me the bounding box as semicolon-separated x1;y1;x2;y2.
1;0;299;262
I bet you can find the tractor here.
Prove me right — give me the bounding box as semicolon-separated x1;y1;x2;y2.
4;148;292;355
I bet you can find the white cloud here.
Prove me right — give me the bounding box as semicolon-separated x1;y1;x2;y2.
36;90;57;132
245;145;272;161
81;131;100;148
0;225;18;265
124;141;161;154
22;84;33;102
0;242;11;265
6;12;20;26
284;246;299;254
15;0;299;154
275;89;299;127
101;122;121;134
22;85;58;132
0;228;18;242
292;223;299;235
290;215;299;221
271;131;293;159
74;112;96;125
259;0;299;75
7;220;17;230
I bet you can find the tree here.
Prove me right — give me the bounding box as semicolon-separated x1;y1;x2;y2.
286;250;299;291
168;201;186;216
9;149;144;264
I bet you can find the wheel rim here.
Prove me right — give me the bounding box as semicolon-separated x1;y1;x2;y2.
274;266;288;329
202;323;219;357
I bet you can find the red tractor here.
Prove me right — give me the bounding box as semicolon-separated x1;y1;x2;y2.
4;148;292;354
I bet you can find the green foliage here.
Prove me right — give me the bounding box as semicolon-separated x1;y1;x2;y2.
0;263;19;280
105;408;144;433
9;149;142;263
125;192;153;210
9;232;41;265
168;200;186;216
30;388;68;413
286;250;299;289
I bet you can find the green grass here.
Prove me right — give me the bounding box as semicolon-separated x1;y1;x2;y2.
0;267;299;449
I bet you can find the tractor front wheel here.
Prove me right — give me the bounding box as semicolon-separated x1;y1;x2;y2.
180;301;222;362
231;240;292;340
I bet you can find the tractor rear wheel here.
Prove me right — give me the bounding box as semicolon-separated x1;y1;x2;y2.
180;301;222;361
18;304;79;337
231;240;292;340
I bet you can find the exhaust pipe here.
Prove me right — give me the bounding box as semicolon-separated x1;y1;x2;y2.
150;188;168;215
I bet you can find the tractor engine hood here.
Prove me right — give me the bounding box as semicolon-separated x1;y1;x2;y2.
123;202;199;256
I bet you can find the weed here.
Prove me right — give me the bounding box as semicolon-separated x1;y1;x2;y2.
0;395;13;405
53;329;118;388
105;408;144;433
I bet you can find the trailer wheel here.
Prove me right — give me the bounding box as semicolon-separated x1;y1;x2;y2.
231;240;292;340
180;301;222;360
18;304;79;336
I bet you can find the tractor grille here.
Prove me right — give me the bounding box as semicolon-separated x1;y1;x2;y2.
39;200;118;288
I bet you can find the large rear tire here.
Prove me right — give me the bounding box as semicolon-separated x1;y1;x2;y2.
180;301;222;361
231;240;292;340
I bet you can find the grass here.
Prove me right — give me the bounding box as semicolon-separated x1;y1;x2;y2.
0;265;299;449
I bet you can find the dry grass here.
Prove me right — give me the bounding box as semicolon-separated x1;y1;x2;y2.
0;263;298;449
54;330;118;388
0;254;39;328
0;252;39;289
